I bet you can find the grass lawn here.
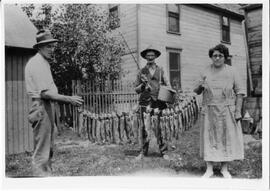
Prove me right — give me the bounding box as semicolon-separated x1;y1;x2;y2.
5;122;262;178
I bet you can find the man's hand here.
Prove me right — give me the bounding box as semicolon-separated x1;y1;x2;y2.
141;74;148;84
68;95;84;106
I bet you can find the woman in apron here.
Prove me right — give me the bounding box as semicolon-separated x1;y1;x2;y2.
194;44;245;178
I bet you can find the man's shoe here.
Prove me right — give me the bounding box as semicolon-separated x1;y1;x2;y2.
162;154;170;160
135;153;144;160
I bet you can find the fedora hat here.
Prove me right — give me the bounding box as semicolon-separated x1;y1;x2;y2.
33;29;58;49
140;45;161;59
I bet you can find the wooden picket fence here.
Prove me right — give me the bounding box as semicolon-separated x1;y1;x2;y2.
72;79;139;134
72;79;200;145
56;103;74;128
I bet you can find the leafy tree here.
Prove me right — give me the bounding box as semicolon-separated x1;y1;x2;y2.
21;4;125;94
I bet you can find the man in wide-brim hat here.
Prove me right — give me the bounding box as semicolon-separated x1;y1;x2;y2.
134;46;171;160
25;29;83;176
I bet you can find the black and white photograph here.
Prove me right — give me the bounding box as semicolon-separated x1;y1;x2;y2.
1;0;269;190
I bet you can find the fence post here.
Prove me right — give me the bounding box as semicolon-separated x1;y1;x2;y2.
72;80;76;132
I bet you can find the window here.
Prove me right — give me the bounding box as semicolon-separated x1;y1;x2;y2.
225;55;232;65
221;16;230;43
109;5;120;29
167;48;181;90
167;4;180;34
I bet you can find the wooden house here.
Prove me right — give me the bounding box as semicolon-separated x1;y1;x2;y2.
107;4;247;93
242;4;262;96
5;5;37;154
241;4;262;133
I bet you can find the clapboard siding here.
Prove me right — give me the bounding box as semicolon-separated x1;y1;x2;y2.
121;54;139;80
244;7;262;95
117;4;138;81
115;4;247;91
246;8;262;74
135;4;247;92
5;49;34;154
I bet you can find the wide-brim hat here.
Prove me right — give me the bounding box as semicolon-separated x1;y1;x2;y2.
33;29;58;49
140;46;161;59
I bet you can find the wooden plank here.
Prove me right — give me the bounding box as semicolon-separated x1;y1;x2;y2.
12;55;19;154
23;55;31;152
18;55;24;153
90;80;93;113
6;54;13;154
93;81;96;113
72;80;76;131
87;81;89;112
18;80;24;153
6;81;13;154
105;79;107;113
111;80;114;112
102;79;105;113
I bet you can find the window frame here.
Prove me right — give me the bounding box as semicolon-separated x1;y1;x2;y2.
166;48;182;90
166;4;181;35
109;5;120;29
225;55;232;65
220;15;231;44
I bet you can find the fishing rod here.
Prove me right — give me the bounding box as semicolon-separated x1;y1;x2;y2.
118;31;140;70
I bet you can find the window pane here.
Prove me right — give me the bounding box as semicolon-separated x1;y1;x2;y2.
109;4;117;9
110;6;118;17
109;6;120;29
225;56;232;65
170;71;180;89
222;27;230;42
222;16;229;26
167;4;179;13
169;52;179;70
168;15;179;32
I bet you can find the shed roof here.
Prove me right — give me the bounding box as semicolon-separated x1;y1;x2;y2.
5;4;37;49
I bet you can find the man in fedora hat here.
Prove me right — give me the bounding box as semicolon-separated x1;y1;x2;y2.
134;46;170;160
25;29;83;176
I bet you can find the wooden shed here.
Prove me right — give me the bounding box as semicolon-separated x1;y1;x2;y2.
5;4;37;154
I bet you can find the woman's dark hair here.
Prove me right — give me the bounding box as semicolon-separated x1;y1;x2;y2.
208;44;229;60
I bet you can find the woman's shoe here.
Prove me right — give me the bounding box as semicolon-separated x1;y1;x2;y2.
201;170;214;178
221;169;232;178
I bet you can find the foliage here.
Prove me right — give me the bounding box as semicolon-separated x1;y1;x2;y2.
20;4;125;94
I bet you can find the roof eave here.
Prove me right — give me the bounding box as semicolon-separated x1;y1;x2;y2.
195;4;245;20
241;4;262;11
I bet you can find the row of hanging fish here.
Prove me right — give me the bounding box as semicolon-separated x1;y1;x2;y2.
77;94;200;145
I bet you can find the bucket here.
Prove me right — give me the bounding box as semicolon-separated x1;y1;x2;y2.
158;86;176;103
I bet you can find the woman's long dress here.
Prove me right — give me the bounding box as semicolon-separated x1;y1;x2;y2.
198;64;245;162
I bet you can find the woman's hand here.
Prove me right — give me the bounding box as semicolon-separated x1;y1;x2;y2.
235;94;244;122
234;110;242;121
194;76;206;95
198;76;207;88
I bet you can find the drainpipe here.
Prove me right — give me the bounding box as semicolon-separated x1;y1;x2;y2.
242;19;253;96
